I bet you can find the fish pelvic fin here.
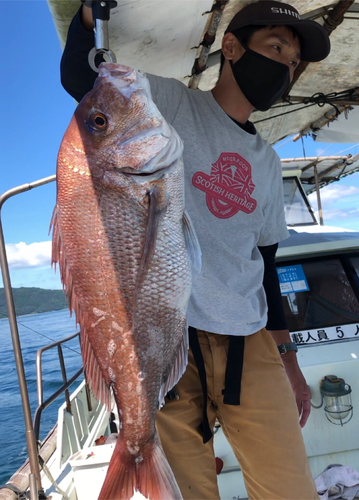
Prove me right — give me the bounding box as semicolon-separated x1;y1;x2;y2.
82;324;112;411
98;436;182;500
50;206;111;410
183;211;202;274
159;324;188;404
50;205;76;314
50;206;60;268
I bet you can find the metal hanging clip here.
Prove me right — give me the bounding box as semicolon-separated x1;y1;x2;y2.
87;1;118;72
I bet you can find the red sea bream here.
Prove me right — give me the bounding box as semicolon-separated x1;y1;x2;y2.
51;63;200;500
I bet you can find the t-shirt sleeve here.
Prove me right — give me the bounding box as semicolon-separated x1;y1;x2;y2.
146;74;186;125
258;243;288;331
257;153;289;246
60;7;99;102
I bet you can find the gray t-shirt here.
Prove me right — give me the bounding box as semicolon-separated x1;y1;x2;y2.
147;74;289;336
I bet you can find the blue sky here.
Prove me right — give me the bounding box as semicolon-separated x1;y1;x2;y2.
1;0;358;290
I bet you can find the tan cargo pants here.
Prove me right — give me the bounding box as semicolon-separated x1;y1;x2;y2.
156;328;318;500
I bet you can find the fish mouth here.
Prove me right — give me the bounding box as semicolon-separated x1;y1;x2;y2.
114;125;183;181
114;165;170;180
119;123;170;147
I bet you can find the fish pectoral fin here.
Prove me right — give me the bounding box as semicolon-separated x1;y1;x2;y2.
183;210;202;274
158;323;189;404
135;186;163;293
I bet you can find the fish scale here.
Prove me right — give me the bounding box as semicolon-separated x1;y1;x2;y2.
51;62;201;500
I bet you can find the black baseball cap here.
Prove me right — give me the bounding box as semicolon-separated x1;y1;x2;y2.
225;1;330;62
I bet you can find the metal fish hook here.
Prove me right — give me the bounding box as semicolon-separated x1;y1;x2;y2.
88;47;117;73
88;0;117;72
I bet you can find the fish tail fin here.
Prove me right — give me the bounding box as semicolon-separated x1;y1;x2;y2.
98;436;182;500
139;438;182;500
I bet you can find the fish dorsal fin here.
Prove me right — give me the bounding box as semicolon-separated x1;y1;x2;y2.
158;324;189;404
50;206;111;410
183;211;202;274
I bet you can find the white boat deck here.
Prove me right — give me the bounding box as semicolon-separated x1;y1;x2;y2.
33;335;359;500
40;382;113;500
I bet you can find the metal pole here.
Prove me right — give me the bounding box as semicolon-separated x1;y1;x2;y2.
313;165;324;225
58;345;72;413
188;0;229;89
0;215;42;489
28;474;39;500
0;175;56;496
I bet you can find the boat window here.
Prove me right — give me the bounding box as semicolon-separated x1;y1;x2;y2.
351;256;359;281
282;177;317;227
278;258;359;333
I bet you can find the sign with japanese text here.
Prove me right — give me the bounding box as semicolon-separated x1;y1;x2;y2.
277;264;310;294
291;323;359;346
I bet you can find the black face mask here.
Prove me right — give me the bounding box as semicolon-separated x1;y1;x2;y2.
229;43;290;112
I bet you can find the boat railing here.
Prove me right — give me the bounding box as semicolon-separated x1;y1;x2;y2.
33;331;85;442
0;176;56;499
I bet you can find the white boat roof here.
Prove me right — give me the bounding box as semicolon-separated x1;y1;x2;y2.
277;222;359;258
315;105;359;143
281;154;359;194
47;0;359;146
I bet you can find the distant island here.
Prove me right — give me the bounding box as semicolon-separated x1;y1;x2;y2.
0;287;68;317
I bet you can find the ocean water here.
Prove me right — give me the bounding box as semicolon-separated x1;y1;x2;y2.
0;309;83;485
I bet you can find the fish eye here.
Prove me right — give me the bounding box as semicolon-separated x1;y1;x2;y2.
89;112;108;131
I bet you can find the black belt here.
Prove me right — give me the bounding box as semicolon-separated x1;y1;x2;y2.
188;326;245;444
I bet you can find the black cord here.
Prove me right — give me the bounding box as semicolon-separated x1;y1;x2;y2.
253;102;318;124
253;87;359;125
301;135;306;159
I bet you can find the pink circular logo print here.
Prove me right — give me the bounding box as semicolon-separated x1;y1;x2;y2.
192;153;257;219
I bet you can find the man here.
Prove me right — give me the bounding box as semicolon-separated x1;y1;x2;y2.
60;1;330;498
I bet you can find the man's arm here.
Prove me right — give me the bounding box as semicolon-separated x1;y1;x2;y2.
81;4;95;29
60;5;99;101
267;328;311;428
259;243;311;428
60;4;185;120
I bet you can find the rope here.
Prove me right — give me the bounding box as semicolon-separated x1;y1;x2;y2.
301;88;359;107
253;87;359;125
37;442;70;500
0;484;27;500
253;102;318;124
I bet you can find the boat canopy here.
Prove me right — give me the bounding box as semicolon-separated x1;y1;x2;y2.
47;0;359;146
281;154;359;195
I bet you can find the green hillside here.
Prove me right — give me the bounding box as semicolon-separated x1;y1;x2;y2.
0;287;68;317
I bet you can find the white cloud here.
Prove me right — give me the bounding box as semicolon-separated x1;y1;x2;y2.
322;208;359;221
5;241;52;270
307;183;359;230
308;185;359;204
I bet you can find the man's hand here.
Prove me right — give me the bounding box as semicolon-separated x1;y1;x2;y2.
268;329;311;427
281;351;311;427
80;2;95;30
